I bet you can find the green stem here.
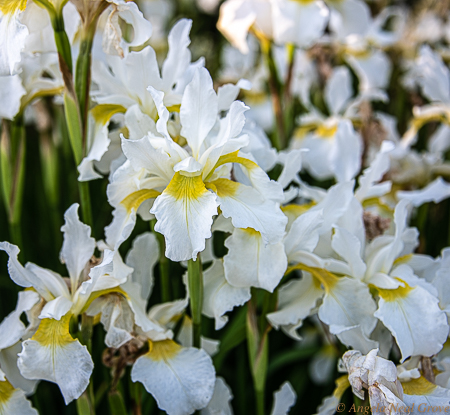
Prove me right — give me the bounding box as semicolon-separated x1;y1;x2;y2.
78;180;93;229
75;35;94;144
50;12;73;73
188;255;203;349
150;220;171;302
262;40;285;150
80;315;95;413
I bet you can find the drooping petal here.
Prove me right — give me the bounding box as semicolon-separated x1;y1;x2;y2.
331;227;366;280
60;203;96;293
223;227;287;292
151;173;219;262
131;340;216;415
202;260;251;330
18;315;94;404
0;376;38;415
374;282;449;362
209;178;286;245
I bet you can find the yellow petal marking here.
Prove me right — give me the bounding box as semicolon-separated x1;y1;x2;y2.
0;0;27;14
316;124;338;138
376;279;413;302
206;178;239;198
286;264;338;291
393;254;413;266
80;287;129;314
121;189;161;213
333;375;350;400
165;172;208;201
0;380;15;406
91;104;127;125
147;339;181;362
282;202;316;218
242;227;260;237
401;376;437;395
205;151;259;182
32;314;74;348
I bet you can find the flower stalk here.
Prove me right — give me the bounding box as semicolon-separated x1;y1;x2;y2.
188;255;203;349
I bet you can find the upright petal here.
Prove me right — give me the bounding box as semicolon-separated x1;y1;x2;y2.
60;204;96;293
223;227;287;292
180;68;218;159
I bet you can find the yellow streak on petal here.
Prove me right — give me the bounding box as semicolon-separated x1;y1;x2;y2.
294;124;317;140
282;202;316;217
376;279;413;302
0;380;15;405
91;104;126;125
287;264;338;292
207;178;239;198
290;0;315;4
401;376;437;395
165;172;208;201
393;254;413;266
166;104;181;113
205;151;258;182
32;314;74;348
0;0;27;14
121;189;161;213
316;124;338;138
148;339;181;361
333;375;350;400
242;227;260;237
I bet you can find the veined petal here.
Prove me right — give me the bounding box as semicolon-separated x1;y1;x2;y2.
374;283;448;362
131;340;216;415
0;242;34;288
39;296;73;320
223;227;287;292
151;173;218;262
0;377;38;415
180;67;218;159
60;203;96;293
18;314;94;404
208;178;286;245
202;260;251;330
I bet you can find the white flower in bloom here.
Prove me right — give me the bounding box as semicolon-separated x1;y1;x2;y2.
292;66;363;183
81;18;200;181
217;0;328;53
0;368;38;415
0;204;155;403
106;66;286;261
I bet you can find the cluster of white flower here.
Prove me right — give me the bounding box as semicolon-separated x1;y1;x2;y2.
1;0;450;414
